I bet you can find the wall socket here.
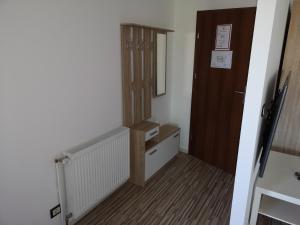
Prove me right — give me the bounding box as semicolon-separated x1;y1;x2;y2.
50;204;61;219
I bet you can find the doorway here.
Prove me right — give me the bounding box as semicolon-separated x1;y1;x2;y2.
189;8;256;174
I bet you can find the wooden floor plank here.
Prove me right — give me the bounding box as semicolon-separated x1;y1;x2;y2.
75;153;287;225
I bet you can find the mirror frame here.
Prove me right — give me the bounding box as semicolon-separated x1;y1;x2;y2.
153;30;167;97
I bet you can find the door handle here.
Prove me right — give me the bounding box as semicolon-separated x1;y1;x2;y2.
234;91;245;95
149;149;158;155
173;133;180;138
149;130;158;136
234;91;246;104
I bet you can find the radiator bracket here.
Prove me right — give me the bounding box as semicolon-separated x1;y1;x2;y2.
55;156;70;164
65;213;73;225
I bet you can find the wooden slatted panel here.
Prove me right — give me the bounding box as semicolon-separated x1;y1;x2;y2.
122;24;172;127
121;26;133;127
144;28;152;119
152;30;157;97
133;26;143;124
121;25;155;126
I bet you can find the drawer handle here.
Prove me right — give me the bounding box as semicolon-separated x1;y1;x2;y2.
149;130;158;136
173;133;180;138
149;149;158;155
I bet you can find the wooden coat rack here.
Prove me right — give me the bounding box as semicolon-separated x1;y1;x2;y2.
121;23;173;127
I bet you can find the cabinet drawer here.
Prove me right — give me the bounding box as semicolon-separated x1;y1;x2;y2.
159;131;180;162
145;131;180;181
145;146;162;180
145;127;159;141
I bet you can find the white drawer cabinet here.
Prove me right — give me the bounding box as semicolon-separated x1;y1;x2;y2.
145;131;180;180
130;122;180;186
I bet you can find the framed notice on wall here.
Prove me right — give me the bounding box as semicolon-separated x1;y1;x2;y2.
211;50;233;69
215;24;232;50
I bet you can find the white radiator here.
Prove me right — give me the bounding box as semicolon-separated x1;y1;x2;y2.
55;127;130;225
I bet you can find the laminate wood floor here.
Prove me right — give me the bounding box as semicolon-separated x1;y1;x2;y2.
76;153;286;225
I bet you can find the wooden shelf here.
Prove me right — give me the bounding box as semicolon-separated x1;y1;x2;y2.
145;139;157;151
259;196;300;225
121;23;174;32
131;121;160;132
159;125;180;142
145;124;180;152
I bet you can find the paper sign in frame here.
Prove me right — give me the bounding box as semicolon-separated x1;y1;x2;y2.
211;50;233;69
215;24;232;50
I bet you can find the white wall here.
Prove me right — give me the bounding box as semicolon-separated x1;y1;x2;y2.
230;0;290;224
0;1;174;225
170;0;257;151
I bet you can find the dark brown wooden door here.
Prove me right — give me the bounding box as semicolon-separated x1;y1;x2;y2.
189;8;256;174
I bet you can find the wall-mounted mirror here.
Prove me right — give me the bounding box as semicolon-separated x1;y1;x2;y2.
154;31;167;97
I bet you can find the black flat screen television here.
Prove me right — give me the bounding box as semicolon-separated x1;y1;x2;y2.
259;75;290;177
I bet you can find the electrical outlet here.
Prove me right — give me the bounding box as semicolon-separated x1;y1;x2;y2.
50;204;61;219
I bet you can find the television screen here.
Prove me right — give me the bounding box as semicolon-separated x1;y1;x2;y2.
259;74;290;177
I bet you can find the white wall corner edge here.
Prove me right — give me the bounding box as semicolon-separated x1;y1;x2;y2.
229;0;290;224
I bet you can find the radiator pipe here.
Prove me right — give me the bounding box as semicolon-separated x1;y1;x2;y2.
55;159;68;225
